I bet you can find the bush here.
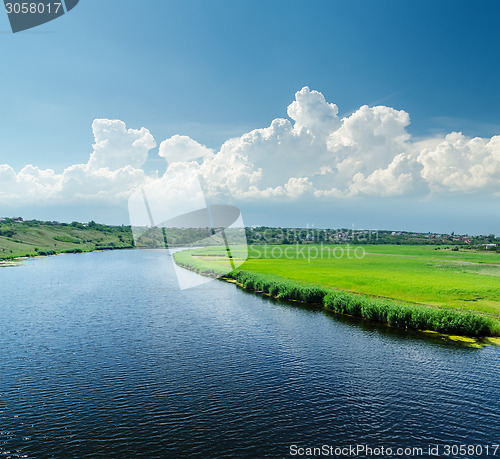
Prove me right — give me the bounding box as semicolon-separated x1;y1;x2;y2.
53;235;80;243
0;229;15;238
229;270;327;304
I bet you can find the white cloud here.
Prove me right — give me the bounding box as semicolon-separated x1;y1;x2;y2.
349;154;423;196
61;164;152;202
167;93;419;199
0;119;156;207
327;104;412;186
155;91;500;201
287;86;340;138
1;89;499;216
88;119;155;170
418;132;500;193
198;117;321;192
159;135;213;164
0;164;62;204
284;177;314;198
167;88;342;197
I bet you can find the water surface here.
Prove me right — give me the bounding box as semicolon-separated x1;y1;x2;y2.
1;250;499;458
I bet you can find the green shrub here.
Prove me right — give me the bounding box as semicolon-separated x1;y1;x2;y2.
53;235;80;244
228;270;327;304
323;290;498;337
0;229;15;238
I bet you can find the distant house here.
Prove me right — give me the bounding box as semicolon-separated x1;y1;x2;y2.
485;244;499;250
12;217;23;222
0;217;5;222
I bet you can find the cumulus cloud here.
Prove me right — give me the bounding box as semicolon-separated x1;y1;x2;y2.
287;86;340;137
0;119;156;207
326;105;413;191
167;87;343;198
161;88;499;200
1;88;499;214
418;132;500;193
284;177;315;198
349;154;423;196
88;119;155;170
0;164;62;204
197;117;320;192
159;135;213;164
167;90;420;199
61;163;151;202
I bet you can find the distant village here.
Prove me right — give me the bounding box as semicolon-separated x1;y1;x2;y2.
245;226;500;250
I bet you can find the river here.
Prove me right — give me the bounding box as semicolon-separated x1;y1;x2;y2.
1;249;499;458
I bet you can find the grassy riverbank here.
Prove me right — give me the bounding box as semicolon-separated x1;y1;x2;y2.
0;219;134;260
173;245;500;337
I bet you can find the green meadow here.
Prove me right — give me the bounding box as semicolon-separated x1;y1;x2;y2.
174;244;500;317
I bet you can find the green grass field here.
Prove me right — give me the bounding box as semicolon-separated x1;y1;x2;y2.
174;244;500;317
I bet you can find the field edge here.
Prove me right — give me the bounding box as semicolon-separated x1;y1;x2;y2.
173;251;500;339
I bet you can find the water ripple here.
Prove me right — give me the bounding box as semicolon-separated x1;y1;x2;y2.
0;250;499;458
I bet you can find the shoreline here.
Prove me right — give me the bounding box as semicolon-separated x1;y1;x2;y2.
0;246;135;266
3;247;499;341
226;275;500;347
173;256;500;340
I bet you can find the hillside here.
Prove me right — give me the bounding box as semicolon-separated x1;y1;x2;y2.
0;219;134;260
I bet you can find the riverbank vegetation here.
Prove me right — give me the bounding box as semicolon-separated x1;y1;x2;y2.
0;219;134;260
227;271;499;337
173;244;500;337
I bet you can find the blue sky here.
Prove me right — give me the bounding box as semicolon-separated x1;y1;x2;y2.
0;0;499;233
